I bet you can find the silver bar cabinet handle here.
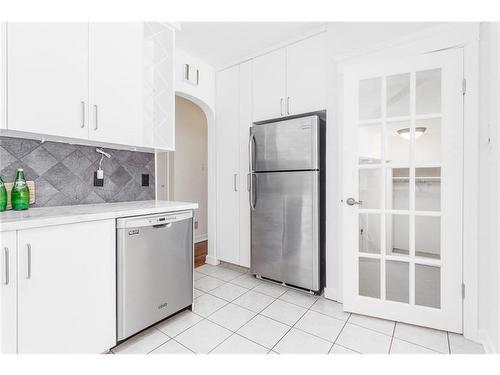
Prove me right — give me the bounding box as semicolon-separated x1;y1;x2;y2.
3;247;8;285
280;98;284;116
26;244;31;279
93;104;98;130
287;97;291;115
233;173;238;192
80;101;86;128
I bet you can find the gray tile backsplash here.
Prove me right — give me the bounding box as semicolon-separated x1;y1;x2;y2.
0;136;155;207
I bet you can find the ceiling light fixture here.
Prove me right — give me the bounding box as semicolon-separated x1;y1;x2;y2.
397;127;427;140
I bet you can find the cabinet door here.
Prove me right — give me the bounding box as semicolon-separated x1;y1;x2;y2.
7;23;89;138
0;231;17;353
89;23;143;147
17;220;115;353
238;61;252;268
252;48;286;122
216;66;240;264
286;33;327;115
143;23;175;150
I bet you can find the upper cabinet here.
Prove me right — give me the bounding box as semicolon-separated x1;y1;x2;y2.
252;48;287;122
252;32;327;122
2;22;175;151
286;32;327;116
88;23;143;147
6;23;89;140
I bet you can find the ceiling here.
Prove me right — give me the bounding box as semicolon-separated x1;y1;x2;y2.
176;22;326;67
176;22;442;68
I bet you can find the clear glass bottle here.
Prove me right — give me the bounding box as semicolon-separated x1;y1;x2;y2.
11;169;30;210
0;176;7;212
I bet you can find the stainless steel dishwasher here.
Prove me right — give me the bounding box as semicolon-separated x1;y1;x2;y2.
116;210;193;341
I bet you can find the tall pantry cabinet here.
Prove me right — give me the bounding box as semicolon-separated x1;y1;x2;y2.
215;62;251;267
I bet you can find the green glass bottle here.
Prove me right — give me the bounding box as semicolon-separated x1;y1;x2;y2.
0;176;7;212
11;169;30;211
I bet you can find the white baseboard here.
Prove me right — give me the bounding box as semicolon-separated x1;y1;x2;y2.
205;255;219;266
195;233;208;243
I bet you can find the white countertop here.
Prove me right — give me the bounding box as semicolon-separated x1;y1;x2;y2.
0;200;198;232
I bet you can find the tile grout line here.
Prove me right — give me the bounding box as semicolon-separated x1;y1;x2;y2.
388;321;397;354
328;313;351;353
268;304;311;353
447;331;451;354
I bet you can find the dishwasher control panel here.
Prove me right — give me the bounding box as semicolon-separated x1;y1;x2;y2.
116;210;193;229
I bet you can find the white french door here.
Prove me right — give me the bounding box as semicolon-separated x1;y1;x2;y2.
342;49;464;333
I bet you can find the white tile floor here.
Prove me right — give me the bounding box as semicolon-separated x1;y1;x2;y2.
111;262;485;355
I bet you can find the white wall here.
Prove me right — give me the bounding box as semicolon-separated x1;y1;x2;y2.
172;96;208;242
175;47;215;111
478;22;500;353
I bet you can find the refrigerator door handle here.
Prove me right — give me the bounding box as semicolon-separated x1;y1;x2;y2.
248;132;256;172
249;173;257;210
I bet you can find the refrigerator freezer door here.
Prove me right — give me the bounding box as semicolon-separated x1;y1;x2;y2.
250;171;319;291
250;115;319;172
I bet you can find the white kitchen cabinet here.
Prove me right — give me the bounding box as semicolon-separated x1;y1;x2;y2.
251;32;327;121
286;32;327;115
215;62;252;267
0;231;17;353
216;66;241;265
16;220;116;353
252;48;287;122
6;23;89;139
238;61;252;268
89;23;143;147
143;23;175;150
3;22;174;151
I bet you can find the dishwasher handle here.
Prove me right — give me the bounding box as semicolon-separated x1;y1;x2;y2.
153;222;173;229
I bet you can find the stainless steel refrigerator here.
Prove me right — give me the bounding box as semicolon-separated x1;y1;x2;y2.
249;114;325;293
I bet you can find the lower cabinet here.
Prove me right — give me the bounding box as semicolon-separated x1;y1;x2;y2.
0;231;17;353
1;220;116;354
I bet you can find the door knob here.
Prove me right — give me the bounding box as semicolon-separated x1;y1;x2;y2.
346;198;363;206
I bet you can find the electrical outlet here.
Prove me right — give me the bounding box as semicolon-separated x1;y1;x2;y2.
94;172;104;187
141;174;149;187
194;221;198;229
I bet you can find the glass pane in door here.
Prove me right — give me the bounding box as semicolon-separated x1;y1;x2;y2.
359;123;381;164
415;118;441;162
415;167;441;211
386;261;409;303
386;73;410;117
416;69;441;115
415;264;441;308
359;257;380;298
386;121;410;163
359;213;381;254
415;216;440;259
387;168;409;210
386;214;409;256
359;168;382;209
359;77;382;120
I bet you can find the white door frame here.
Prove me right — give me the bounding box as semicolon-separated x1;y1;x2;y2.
325;23;480;340
155;90;219;265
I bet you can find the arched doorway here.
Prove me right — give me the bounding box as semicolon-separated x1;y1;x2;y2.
156;92;217;267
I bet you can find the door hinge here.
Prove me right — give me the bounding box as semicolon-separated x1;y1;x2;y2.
462;78;467;95
462;283;466;299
